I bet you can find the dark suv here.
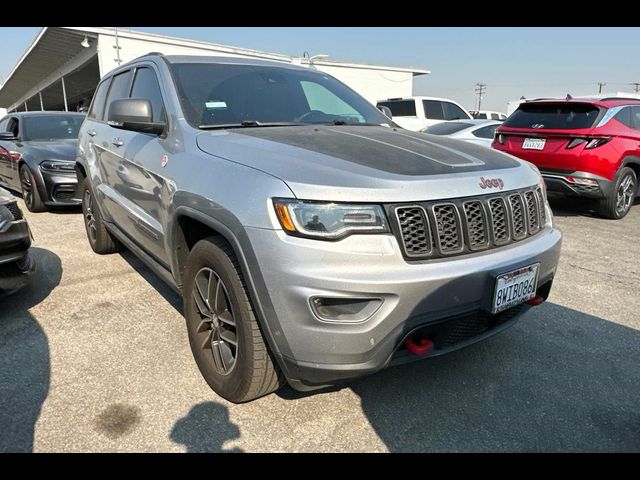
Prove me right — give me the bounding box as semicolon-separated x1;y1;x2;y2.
493;98;640;219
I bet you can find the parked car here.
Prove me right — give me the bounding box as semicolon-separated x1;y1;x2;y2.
0;187;35;297
421;120;502;148
77;53;562;403
0;111;85;212
470;110;507;121
493;98;640;219
376;96;472;131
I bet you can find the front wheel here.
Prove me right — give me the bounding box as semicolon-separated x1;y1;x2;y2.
19;165;46;212
183;236;284;403
599;167;637;220
81;177;122;254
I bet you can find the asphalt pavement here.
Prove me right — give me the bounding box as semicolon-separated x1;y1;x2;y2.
1;195;638;452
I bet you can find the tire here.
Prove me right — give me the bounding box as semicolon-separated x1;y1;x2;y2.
183;236;284;403
19;164;46;212
599;167;637;220
81;177;122;254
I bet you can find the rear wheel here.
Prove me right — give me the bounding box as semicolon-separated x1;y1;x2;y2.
183;236;284;403
81;177;122;254
19;165;46;212
599;167;637;219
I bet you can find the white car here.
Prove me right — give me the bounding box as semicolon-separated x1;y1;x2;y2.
376;96;472;131
421;120;502;148
470;110;508;121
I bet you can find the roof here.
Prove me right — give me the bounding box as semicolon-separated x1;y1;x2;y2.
378;95;464;103
0;27;429;107
161;54;308;70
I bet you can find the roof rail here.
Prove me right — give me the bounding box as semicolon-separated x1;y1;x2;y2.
131;52;165;61
599;97;640;102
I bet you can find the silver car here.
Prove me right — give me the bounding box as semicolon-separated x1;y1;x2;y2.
76;54;562;403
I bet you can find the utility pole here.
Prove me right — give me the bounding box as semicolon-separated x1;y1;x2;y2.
113;27;122;66
597;82;606;94
630;83;640;93
475;83;487;111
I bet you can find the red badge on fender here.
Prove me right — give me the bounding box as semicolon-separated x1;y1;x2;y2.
161;155;169;167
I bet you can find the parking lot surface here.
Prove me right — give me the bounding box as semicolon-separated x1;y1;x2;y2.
1;196;639;452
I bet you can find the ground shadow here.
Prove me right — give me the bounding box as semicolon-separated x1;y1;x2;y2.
0;247;62;452
119;250;183;315
170;401;243;452
548;194;640;219
348;302;640;452
47;205;82;215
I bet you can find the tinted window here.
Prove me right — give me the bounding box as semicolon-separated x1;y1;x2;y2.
88;79;110;121
22;115;84;141
614;107;633;128
172;63;388;128
423;121;473;135
130;67;166;123
504;103;601;129
105;70;132;119
490;113;500;120
472;124;499;139
377;100;416;117
443;102;469;120
477;113;487;119
7;118;19;137
423;100;445;120
630;106;640;130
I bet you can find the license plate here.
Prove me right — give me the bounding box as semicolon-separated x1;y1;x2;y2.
522;138;546;150
492;264;539;314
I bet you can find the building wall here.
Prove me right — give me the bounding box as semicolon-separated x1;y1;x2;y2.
97;34;414;106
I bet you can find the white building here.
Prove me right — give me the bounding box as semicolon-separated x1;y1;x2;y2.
0;27;429;112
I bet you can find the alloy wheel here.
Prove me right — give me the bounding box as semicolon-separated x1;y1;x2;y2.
192;267;238;376
83;189;98;243
20;168;33;210
616;173;635;216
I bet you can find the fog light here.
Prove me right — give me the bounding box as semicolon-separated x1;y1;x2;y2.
310;296;383;323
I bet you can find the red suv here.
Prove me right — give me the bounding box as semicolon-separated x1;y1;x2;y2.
493;98;640;219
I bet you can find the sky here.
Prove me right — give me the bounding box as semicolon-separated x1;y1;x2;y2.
0;27;638;112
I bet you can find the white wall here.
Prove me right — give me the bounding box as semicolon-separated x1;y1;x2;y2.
96;34;415;106
0;108;6;117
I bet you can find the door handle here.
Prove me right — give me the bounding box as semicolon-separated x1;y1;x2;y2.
112;138;124;147
87;129;97;137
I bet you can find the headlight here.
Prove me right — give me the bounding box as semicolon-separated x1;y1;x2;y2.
40;160;75;173
273;199;389;240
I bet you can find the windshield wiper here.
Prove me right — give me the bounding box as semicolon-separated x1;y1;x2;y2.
199;121;305;130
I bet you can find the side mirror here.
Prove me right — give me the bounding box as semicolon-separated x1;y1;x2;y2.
0;132;17;141
377;105;393;120
107;98;165;135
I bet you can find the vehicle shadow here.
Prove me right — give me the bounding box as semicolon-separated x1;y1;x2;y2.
169;401;243;452
346;302;640;452
0;247;62;452
47;205;82;215
547;194;600;218
118;250;183;315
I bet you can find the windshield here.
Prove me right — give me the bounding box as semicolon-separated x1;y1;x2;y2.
23;115;84;141
170;63;389;128
504;103;601;130
423;122;473;135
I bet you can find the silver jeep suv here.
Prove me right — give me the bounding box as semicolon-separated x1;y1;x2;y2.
76;54;562;403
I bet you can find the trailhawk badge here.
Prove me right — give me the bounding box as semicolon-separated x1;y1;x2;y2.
479;177;504;190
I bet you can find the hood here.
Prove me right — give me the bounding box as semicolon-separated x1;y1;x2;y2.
196;125;539;202
24;139;77;161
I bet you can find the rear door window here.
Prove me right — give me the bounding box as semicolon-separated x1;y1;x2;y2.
490;113;500;120
423;100;446;120
376;100;416;117
504;103;601;129
442;102;469;120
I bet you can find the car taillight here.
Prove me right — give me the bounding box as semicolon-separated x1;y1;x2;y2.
585;137;612;149
566;138;586;149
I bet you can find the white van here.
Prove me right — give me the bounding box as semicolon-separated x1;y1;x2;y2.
376;96;472;131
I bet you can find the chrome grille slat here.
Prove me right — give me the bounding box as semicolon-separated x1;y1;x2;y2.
393;187;544;261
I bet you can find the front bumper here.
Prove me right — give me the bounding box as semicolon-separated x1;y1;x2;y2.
38;168;80;206
0;219;35;297
245;223;562;390
541;171;612;199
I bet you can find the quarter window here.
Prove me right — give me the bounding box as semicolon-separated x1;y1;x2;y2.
614;107;633;128
104;70;132;119
377;100;416;117
88;79;111;121
130;67;167;123
630;106;640;130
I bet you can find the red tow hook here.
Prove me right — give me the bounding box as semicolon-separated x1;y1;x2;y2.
404;337;434;356
526;295;545;306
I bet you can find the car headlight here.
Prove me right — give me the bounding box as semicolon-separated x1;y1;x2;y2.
273;199;389;240
40;160;75;173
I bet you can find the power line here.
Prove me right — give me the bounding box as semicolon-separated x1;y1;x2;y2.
475;83;487;111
